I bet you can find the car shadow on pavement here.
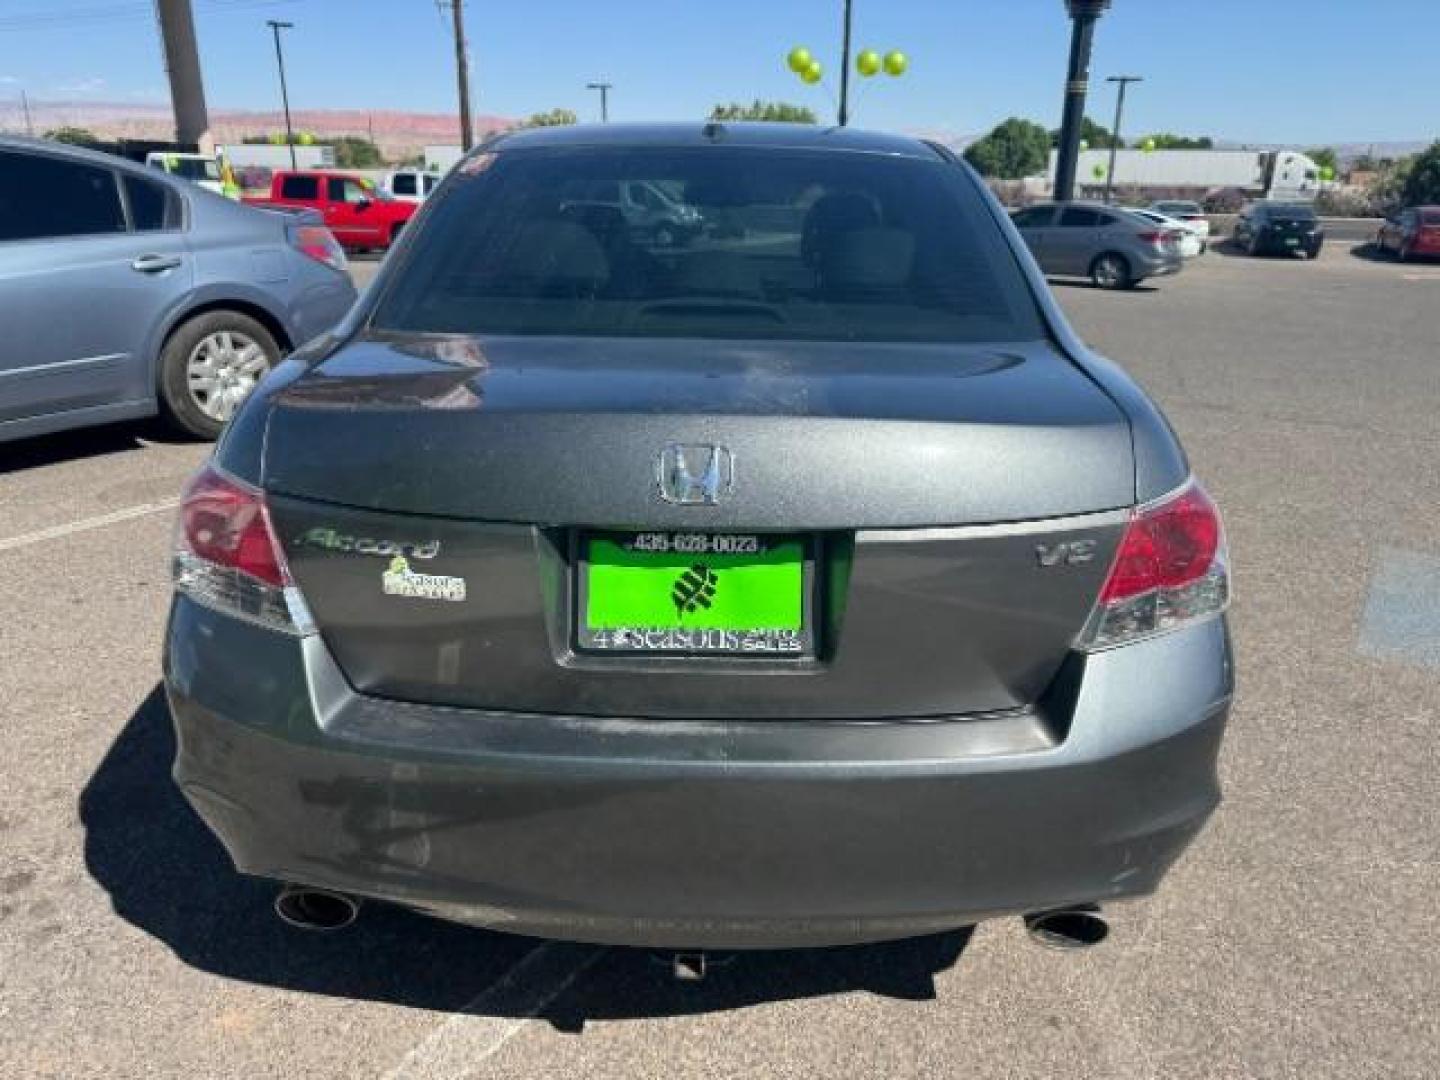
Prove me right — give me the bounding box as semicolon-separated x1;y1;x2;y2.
1047;278;1162;293
81;686;973;1027
1;420;194;476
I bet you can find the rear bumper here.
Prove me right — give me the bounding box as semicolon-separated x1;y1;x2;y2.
1133;252;1184;278
165;596;1232;948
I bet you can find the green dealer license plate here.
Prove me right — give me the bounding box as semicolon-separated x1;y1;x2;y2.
578;532;810;655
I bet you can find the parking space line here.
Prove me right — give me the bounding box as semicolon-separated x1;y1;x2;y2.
382;942;606;1080
0;499;178;553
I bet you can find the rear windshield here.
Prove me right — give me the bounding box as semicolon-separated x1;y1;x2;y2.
372;147;1043;343
1420;210;1440;226
1156;202;1201;215
1268;205;1316;221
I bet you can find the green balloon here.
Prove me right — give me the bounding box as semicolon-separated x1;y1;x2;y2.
1319;164;1335;181
856;49;881;77
1092;163;1107;179
1141;137;1157;152
883;50;908;76
787;46;812;74
802;60;823;84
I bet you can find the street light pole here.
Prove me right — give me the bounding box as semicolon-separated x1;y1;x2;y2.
837;0;854;126
1053;0;1111;202
586;82;612;122
266;19;297;170
1103;74;1142;204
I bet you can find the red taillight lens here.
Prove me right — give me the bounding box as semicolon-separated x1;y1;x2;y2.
288;223;347;273
179;466;286;586
1136;230;1163;243
1081;481;1229;650
172;465;312;634
1101;484;1221;601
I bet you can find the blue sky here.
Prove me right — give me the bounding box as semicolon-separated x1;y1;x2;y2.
0;0;1435;144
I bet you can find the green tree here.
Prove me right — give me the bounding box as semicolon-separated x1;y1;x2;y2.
964;118;1051;179
331;136;384;168
1049;116;1122;149
1400;140;1440;206
709;100;817;123
517;108;578;128
44;126;101;147
1143;133;1215;150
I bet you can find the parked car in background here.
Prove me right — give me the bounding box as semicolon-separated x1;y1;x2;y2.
1147;200;1211;246
382;168;442;203
1011;201;1185;288
1233;203;1324;258
166;122;1231;952
1374;207;1440;262
557;176;705;247
145;151;240;200
243;170;417;251
0;136;356;443
1129;208;1204;257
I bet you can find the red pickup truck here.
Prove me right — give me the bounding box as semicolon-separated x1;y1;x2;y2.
243;171;417;251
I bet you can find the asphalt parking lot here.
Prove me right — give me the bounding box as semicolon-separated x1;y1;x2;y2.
2;242;1437;1079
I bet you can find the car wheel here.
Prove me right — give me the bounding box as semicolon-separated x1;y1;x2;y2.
1247;235;1262;256
1089;253;1131;290
1398;242;1412;263
159;310;281;439
653;225;677;248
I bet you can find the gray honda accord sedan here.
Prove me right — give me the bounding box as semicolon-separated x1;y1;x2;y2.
164;123;1233;951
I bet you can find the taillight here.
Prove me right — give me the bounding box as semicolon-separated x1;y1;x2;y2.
287;223;347;274
1079;480;1229;650
172;464;314;635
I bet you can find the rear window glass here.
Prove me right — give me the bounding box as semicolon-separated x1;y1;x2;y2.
1420;210;1440;226
123;174;181;231
372;147;1043;344
1269;205;1316;221
280;174;318;200
1058;207;1102;228
391;173;417;196
1156;202;1201;215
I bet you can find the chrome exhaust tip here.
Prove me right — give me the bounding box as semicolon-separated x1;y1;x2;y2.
1023;904;1109;950
274;886;360;932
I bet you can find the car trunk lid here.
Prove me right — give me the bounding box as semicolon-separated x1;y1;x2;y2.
262;334;1134;719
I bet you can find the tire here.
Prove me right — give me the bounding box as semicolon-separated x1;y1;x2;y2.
1398;242;1411;263
653;225;677;248
1089;252;1131;290
158;310;281;440
1247;235;1262;257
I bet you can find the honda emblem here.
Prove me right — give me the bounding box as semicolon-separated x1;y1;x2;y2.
656;444;734;506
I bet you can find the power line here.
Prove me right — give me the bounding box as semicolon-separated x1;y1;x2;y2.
0;0;300;31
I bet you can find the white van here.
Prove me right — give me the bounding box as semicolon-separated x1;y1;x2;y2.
383;169;442;204
145;152;234;198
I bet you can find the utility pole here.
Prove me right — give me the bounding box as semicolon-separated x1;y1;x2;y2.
443;0;475;150
156;0;211;148
20;89;33;136
837;0;854;126
1103;74;1142;204
1053;0;1111;202
586;82;612;122
266;19;297;169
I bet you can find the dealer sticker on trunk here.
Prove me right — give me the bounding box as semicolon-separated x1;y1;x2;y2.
381;556;467;602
